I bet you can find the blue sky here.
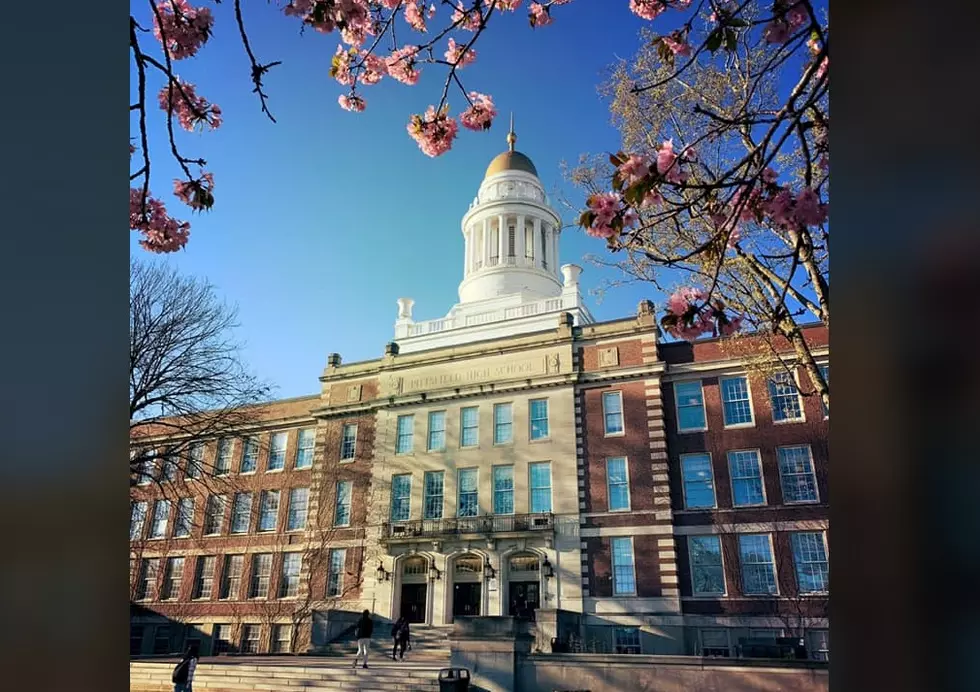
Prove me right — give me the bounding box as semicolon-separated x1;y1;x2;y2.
129;3;692;399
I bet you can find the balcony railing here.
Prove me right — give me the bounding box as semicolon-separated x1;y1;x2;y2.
381;513;554;541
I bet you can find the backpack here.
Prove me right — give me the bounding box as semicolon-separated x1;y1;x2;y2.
172;658;191;684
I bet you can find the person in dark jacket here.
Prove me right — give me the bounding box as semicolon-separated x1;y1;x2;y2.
172;642;199;692
392;616;411;660
352;610;374;669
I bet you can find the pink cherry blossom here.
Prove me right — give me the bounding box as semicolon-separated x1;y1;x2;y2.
815;56;828;80
663;32;692;57
452;2;483;31
445;38;477;67
378;0;401;8
719;314;743;337
762;167;778;184
460;93;497;131
386;46;422;85
130;143;136;158
339;93;366;112
764;188;795;227
428;3;437;19
130;188;191;253
330;46;356;86
584;192;623;239
727;224;741;248
407;106;459;157
358;52;388;85
405;2;427;32
282;0;374;45
485;0;522;10
152;0;213;61
681;145;697;161
529;3;552;27
763;21;791;44
157;80;222;132
730;185;762;222
630;0;668;21
173;172;215;211
794;188;828;226
656;140;676;175
618;154;651;186
642;188;664;207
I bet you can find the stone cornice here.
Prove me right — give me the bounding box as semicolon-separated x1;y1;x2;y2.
662;347;829;380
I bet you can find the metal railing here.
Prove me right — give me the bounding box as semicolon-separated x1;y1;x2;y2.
381;512;554;541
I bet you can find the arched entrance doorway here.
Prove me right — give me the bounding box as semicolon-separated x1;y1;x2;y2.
400;556;428;624
506;553;541;619
451;554;483;619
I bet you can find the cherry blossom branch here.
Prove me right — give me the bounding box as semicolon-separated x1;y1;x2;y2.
233;0;281;123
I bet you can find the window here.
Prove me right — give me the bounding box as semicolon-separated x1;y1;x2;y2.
492;465;514;515
268;432;288;471
458;468;478;517
525;226;534;260
334;480;352;527
186;442;204;479
424;471;445;520
149;499;170;539
153;626;172;655
161;451;179;481
174;497;194;537
231;492;253;534
791;532;829;593
212;625;231;654
493;403;513;444
688;535;725;595
137;558;159;600
768;371;804;422
460;406;479;447
606;457;630;512
327;548;346;597
240;437;259;473
136;451;155;485
249;553;273;598
720;376;754;426
391;474;412;522
611;537;636;595
130;501;147;540
287;487;309;531
674;380;707;432
614;627;641;654
339;424;357;461
427;411;447;452
808;629;830;661
602;391;624;435
700;628;731;657
777;445;819;503
192;556;216;599
541;228;548;269
739;534;777;595
280;553;302;598
219;555;243;600
130;625;144;656
272;625;293;654
241;625;261;654
204;495;226;535
296;428;315;468
215;438;233;475
818;365;829;417
395;415;414;454
728;450;766;506
529;399;549;440
259;490;281;531
529;462;552;513
161;557;184;600
507;225;515;257
680;453;717;509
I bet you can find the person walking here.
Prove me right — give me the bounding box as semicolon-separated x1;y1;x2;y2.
171;642;199;692
392;616;411;660
352;610;374;669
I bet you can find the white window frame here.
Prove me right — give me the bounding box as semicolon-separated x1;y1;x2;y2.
161;556;184;601
699;628;731;657
687;534;726;596
327;548;346;597
738;533;779;596
174;497;194;538
768;369;806;424
219;554;243;600
334;480;352;527
457;467;479;517
395;415;414;455
258;490;281;532
427;410;447;452
817;363;829;419
267;431;288;472
230;492;252;534
528;398;550;441
137;449;156;486
204;495;226;536
149;499;170;540
249;553;273;599
272;624;293;654
493;403;514;445
460;406;479;448
605;457;631;512
130;501;148;540
611;536;637;596
777;445;820;504
674;379;708;433
193;555;216;600
727;449;767;508
423;470;445;520
339;423;357;461
492;464;515;515
390;473;412;522
719;375;755;428
613;626;642;654
791;531;830;595
279;552;302;599
240;436;259;474
241;624;261;654
286;487;309;531
602;390;625;437
215;438;234;475
528;461;552;514
680;453;717;510
296;427;316;468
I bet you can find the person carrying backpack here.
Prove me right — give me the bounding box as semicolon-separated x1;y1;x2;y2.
392;616;410;660
171;642;199;692
352;610;374;669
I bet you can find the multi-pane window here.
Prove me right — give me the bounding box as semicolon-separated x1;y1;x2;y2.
187;442;204;479
529;462;552;513
768;371;804;422
614;627;641;654
161;557;184;600
204;495;226;535
700;628;731;657
728;450;766;506
280;553;302;598
688;535;725;595
231;492;253;534
720;376;753;426
492;465;514;515
268;432;288;471
334;480;352;527
327;549;346;597
239;437;258;473
808;629;830;661
680;454;716;509
458;468;478;517
791;532;829;593
529;399;549;440
296;428;315;468
611;537;637;595
606;457;630;512
424;471;445;520
215;438;233;475
161;451;179;481
153;626;171;655
241;625;261;654
137;451;155;485
130;501;148;540
493;403;513;444
460;406;479;447
137;558;159;600
220;555;243;600
391;474;412;522
193;556;216;599
602;391;624;435
777;445;819;503
287;487;309;531
674;380;707;432
739;534;777;595
259;490;280;531
174;497;194;537
212;625;231;654
339;424;357;461
427;411;447;452
395;415;414;454
249;553;273;598
149;500;170;539
130;625;144;656
818;365;829;417
272;625;293;654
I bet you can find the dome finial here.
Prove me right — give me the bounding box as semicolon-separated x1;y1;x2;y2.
506;112;516;152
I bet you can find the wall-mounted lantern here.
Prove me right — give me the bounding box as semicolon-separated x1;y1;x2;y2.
429;565;442;581
542;557;555;579
376;562;391;582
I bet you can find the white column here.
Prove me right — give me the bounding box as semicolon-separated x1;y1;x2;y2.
533;218;542;269
483;217;491;267
516;215;526;266
498;214;507;262
463;227;471;276
551;226;559;275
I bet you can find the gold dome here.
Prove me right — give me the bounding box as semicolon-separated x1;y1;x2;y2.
483;113;538;178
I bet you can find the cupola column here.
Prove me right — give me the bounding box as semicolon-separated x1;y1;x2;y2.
498;214;507;263
533;218;543;270
516;214;526;266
